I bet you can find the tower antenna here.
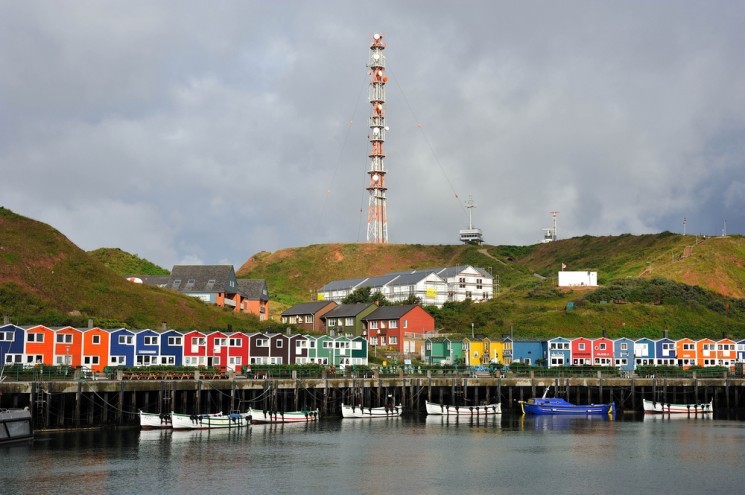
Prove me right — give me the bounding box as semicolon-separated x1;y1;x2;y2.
549;211;559;241
366;33;389;243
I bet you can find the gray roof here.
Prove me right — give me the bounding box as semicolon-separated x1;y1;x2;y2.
317;277;369;292
237;279;268;300
363;305;419;320
281;301;337;316
321;303;375;319
169;265;235;293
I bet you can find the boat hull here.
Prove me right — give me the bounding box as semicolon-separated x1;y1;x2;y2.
425;401;501;416
642;399;713;414
0;408;33;445
171;412;248;430
520;398;614;416
341;403;402;418
139;410;172;429
247;408;319;424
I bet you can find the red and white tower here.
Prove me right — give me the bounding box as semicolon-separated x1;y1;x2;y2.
366;33;388;243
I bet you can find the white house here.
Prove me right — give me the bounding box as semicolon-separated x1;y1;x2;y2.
557;271;597;287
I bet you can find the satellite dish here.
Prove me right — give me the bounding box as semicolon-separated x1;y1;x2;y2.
373;53;380;60
372;174;380;182
384;126;389;131
373;33;381;40
373;127;380;134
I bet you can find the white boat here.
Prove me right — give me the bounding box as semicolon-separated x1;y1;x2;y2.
139;410;172;429
171;411;249;430
246;407;319;424
642;399;713;414
0;407;33;445
425;400;501;416
341;403;402;418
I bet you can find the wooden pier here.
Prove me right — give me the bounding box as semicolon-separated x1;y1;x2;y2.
2;372;743;429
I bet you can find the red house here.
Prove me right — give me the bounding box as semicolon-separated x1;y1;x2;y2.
591;337;614;366
183;330;208;367
362;305;434;354
571;337;592;365
226;332;250;372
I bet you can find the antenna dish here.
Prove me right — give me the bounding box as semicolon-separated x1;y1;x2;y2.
372;174;380;182
373;53;380;60
373;33;381;40
373;127;380;134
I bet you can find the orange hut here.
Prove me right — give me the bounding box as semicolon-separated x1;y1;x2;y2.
82;327;110;372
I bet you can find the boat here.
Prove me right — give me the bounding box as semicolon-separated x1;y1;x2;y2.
341;403;403;418
519;388;614;416
246;407;319;424
0;407;33;445
642;399;713;415
139;410;172;429
171;411;249;430
425;400;501;416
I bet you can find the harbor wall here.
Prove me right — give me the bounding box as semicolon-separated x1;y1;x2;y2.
2;375;743;429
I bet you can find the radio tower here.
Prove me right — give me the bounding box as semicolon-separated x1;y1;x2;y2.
366;33;389;243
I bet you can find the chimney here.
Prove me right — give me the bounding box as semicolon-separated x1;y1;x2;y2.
723;331;729;339
162;322;167;331
602;329;606;338
663;329;668;339
88;318;94;329
3;315;9;325
227;324;233;333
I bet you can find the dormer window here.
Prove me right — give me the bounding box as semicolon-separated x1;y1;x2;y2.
172;279;181;289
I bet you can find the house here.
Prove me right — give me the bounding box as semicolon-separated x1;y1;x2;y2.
571;337;593;366
237;279;270;320
362;305;435;354
0;324;28;366
281;301;338;333
54;326;83;367
140;265;269;318
634;338;656;367
463;337;490;366
592;337;614;366
716;337;737;369
676;338;697;368
613;337;634;372
424;337;463;365
655;337;677;366
109;328;136;367
321;303;377;337
182;330;208;367
82;327;110;372
696;338;717;367
135;329;162;366
547;337;572;367
316;265;494;308
515;339;547;366
225;332;250;372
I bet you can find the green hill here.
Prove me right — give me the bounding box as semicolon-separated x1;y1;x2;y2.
88;247;170;276
0;207;261;331
237;235;745;339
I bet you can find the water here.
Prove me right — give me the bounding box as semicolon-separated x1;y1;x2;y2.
2;414;744;495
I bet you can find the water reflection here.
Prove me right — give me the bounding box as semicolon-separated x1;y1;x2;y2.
423;414;502;429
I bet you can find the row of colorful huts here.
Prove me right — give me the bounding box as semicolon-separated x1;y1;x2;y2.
2;323;743;373
429;334;744;371
0;323;368;372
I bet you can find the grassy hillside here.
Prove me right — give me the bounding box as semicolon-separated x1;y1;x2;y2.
88;247;169;276
238;234;745;339
0;207;261;331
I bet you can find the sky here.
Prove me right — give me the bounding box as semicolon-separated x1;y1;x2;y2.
1;1;744;269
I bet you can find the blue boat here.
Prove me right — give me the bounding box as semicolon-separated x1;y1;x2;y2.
519;388;614;416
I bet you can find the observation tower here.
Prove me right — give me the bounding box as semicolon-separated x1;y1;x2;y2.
366;33;389;243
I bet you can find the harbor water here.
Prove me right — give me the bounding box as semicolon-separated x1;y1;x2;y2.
2;414;744;494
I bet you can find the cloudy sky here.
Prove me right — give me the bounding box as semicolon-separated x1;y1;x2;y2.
2;1;744;269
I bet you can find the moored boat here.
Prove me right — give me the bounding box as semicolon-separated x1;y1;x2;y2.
247;407;319;424
642;399;713;415
139;410;172;429
519;388;614;416
0;407;33;445
341;403;402;418
425;400;501;416
171;411;249;430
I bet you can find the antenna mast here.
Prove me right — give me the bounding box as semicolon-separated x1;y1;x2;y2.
549;211;559;241
366;33;389;243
